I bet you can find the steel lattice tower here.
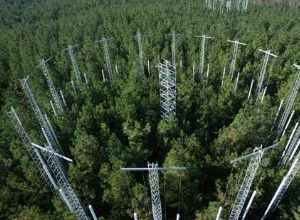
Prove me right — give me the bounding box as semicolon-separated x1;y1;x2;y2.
96;38;114;86
195;35;213;76
262;149;300;219
37;59;64;115
166;32;181;66
253;49;277;104
121;165;186;220
63;45;81;83
6;107;55;191
228;40;246;79
277;64;300;138
137;31;144;75
7;107;87;219
229;147;263;220
42;145;88;220
171;32;176;65
158;60;176;121
148;162;163;220
20;78;62;156
279;122;300;166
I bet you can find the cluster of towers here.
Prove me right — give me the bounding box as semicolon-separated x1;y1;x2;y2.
206;0;249;13
6;28;300;220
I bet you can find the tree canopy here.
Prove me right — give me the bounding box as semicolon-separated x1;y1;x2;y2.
1;0;300;219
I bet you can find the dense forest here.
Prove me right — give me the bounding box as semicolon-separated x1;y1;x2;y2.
1;0;300;219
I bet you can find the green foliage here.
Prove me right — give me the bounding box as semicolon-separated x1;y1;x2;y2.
1;0;300;219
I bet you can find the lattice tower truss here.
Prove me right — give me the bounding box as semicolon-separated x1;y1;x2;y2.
101;38;114;86
66;45;81;83
42;145;88;219
6;107;55;191
158;60;176;120
137;31;144;75
229;148;263;220
253;49;277;104
37;59;64;115
228;40;246;79
148;162;162;220
277;64;300;138
262;149;300;219
20;78;62;156
171;32;176;65
7;107;86;219
195;35;213;76
279;122;300;166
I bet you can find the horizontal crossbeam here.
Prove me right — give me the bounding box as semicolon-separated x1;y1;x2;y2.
231;143;279;163
120;167;187;172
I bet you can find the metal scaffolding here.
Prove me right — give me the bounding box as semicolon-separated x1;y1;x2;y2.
277;64;300;138
96;38;114;86
228;40;246;79
63;44;81;83
195;35;213;76
229;147;264;220
253;49;277;104
6;107;55;191
37;58;64;115
262;148;300;219
157;60;176;121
